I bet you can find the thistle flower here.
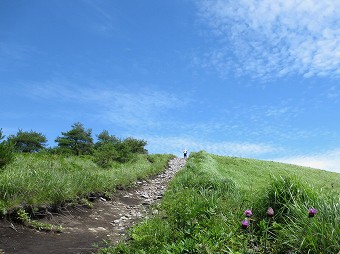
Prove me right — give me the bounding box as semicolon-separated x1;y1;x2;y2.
241;220;249;229
244;209;252;217
308;208;317;217
266;207;274;217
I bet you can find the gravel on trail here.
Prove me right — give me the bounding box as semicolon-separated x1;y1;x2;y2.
0;157;186;254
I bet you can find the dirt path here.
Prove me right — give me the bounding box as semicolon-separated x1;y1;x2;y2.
0;158;186;254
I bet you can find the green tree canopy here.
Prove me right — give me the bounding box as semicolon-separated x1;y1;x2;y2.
93;131;148;166
7;129;47;153
122;137;148;154
95;130;120;148
55;122;94;156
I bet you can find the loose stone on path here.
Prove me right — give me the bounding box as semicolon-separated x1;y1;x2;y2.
106;157;186;244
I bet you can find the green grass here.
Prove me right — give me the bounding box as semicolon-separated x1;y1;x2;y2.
213;154;339;193
0;153;174;215
98;151;340;254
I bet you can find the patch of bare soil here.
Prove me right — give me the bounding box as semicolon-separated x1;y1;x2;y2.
0;158;186;254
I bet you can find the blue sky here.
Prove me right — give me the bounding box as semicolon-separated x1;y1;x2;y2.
1;0;339;173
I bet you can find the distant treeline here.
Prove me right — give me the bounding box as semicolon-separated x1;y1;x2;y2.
0;122;148;169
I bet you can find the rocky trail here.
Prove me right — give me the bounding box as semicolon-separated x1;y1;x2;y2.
0;158;186;254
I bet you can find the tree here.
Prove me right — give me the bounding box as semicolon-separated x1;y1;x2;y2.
55;122;94;155
93;131;148;167
0;128;14;169
93;130;120;167
122;137;148;154
7;129;47;153
95;130;120;149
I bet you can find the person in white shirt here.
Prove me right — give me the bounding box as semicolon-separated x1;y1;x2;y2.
183;149;188;159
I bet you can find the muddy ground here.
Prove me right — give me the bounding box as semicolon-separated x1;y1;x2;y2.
0;158;186;254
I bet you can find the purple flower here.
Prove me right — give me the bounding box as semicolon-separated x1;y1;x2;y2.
244;209;253;217
267;207;274;217
308;208;317;217
241;220;249;229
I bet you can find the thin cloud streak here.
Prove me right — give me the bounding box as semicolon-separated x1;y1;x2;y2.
82;0;117;34
197;0;340;80
145;136;279;158
25;81;188;127
0;42;39;72
18;81;338;159
273;149;340;173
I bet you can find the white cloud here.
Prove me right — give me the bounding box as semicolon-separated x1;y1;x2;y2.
100;90;185;126
145;136;278;158
197;0;340;80
325;85;340;100
82;0;117;34
273;149;340;173
25;81;187;127
0;42;38;72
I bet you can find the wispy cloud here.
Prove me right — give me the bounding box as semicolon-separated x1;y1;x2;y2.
197;0;340;80
187;103;305;137
0;42;37;72
20;81;337;149
324;85;340;101
82;0;117;34
145;136;279;158
273;148;340;173
99;90;186;126
25;81;187;127
0;43;26;60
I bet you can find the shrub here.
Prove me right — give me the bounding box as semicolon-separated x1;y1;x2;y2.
0;129;14;170
93;142;120;168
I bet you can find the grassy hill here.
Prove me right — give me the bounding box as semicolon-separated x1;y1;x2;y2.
1;151;338;253
213;154;339;193
99;151;339;254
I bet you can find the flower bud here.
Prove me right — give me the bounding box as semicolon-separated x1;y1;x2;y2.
244;209;252;217
241;220;249;229
267;207;274;217
308;208;317;217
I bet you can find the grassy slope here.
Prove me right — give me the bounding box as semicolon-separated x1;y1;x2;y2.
99;151;340;254
0;153;174;214
213;154;339;193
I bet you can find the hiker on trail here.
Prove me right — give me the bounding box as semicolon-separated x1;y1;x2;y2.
183;149;188;159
